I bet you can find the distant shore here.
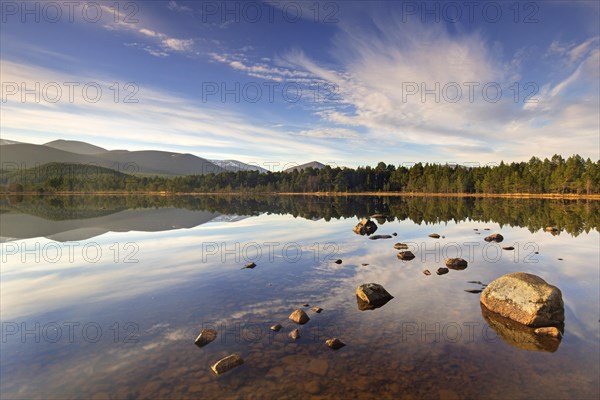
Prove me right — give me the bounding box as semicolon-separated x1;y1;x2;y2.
2;191;600;200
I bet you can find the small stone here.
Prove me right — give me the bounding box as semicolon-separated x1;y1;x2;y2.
394;243;409;250
306;359;329;376
445;258;468;270
289;329;300;340
361;263;369;266
558;258;563;261
474;228;479;231
484;233;504;242
195;329;217;347
397;251;415;261
534;327;562;339
467;281;484;285
392;232;398;236
464;289;482;294
304;381;321;394
211;354;244;375
436;267;449;275
353;219;378;235
545;226;559;232
423;269;431;276
502;246;515;250
243;262;256;269
302;303;309;307
442;236;446;238
289;309;310;324
429;233;440;238
270;324;282;332
334;259;342;264
325;338;345;350
311;307;323;313
369;234;393;240
484;228;491;230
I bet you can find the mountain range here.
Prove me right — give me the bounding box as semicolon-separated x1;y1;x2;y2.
0;139;328;175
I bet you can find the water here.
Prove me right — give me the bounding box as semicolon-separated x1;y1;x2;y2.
1;195;599;399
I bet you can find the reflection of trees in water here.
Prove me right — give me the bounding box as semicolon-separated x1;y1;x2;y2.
1;195;598;236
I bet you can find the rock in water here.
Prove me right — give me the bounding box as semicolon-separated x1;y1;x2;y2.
369;234;393;240
423;269;431;276
480;272;564;327
534;327;563;339
394;243;409;250
270;324;282;332
211;354;244;375
242;262;256;269
502;246;515;250
289;329;300;340
352;219;378;235
464;289;482;294
545;226;558;232
436;268;449;275
334;259;343;264
356;283;393;310
195;329;217;347
325;338;346;350
429;233;441;238
484;233;504;242
311;307;323;313
445;258;468;270
397;251;416;261
289;309;310;324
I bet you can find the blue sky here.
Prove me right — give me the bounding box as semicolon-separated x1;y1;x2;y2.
1;0;599;167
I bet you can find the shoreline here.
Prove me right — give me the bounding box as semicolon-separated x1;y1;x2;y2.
2;191;600;200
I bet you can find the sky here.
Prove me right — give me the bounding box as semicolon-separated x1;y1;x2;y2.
1;0;599;168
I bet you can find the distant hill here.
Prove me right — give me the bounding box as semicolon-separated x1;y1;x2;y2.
284;161;327;172
210;159;269;173
0;139;23;145
0;140;223;176
44;139;107;154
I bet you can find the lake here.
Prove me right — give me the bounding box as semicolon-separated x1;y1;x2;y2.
1;195;599;399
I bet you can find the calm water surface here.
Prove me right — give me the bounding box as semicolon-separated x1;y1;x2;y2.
1;195;599;399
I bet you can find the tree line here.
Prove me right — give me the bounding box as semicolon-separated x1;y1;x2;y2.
1;154;599;194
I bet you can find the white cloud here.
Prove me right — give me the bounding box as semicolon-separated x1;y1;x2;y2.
167;1;192;13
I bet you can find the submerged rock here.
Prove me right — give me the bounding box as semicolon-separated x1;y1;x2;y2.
325;338;346;350
211;354;244;374
195;329;217;347
394;243;409;250
480;272;564;327
270;324;282;332
445;258;468;270
289;309;310;324
484;233;504;242
289;329;300;340
481;305;561;352
356;283;393;310
369;234;393;240
534;327;563;339
397;251;416;261
436;267;449;275
353;219;378;235
429;233;441;238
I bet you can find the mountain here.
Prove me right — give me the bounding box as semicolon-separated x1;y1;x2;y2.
0;140;223;176
284;161;327;172
210;159;269;173
0;139;23;145
44;139;107;154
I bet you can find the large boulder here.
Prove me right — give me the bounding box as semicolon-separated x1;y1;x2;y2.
356;283;393;310
353;219;378;235
480;272;564;327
